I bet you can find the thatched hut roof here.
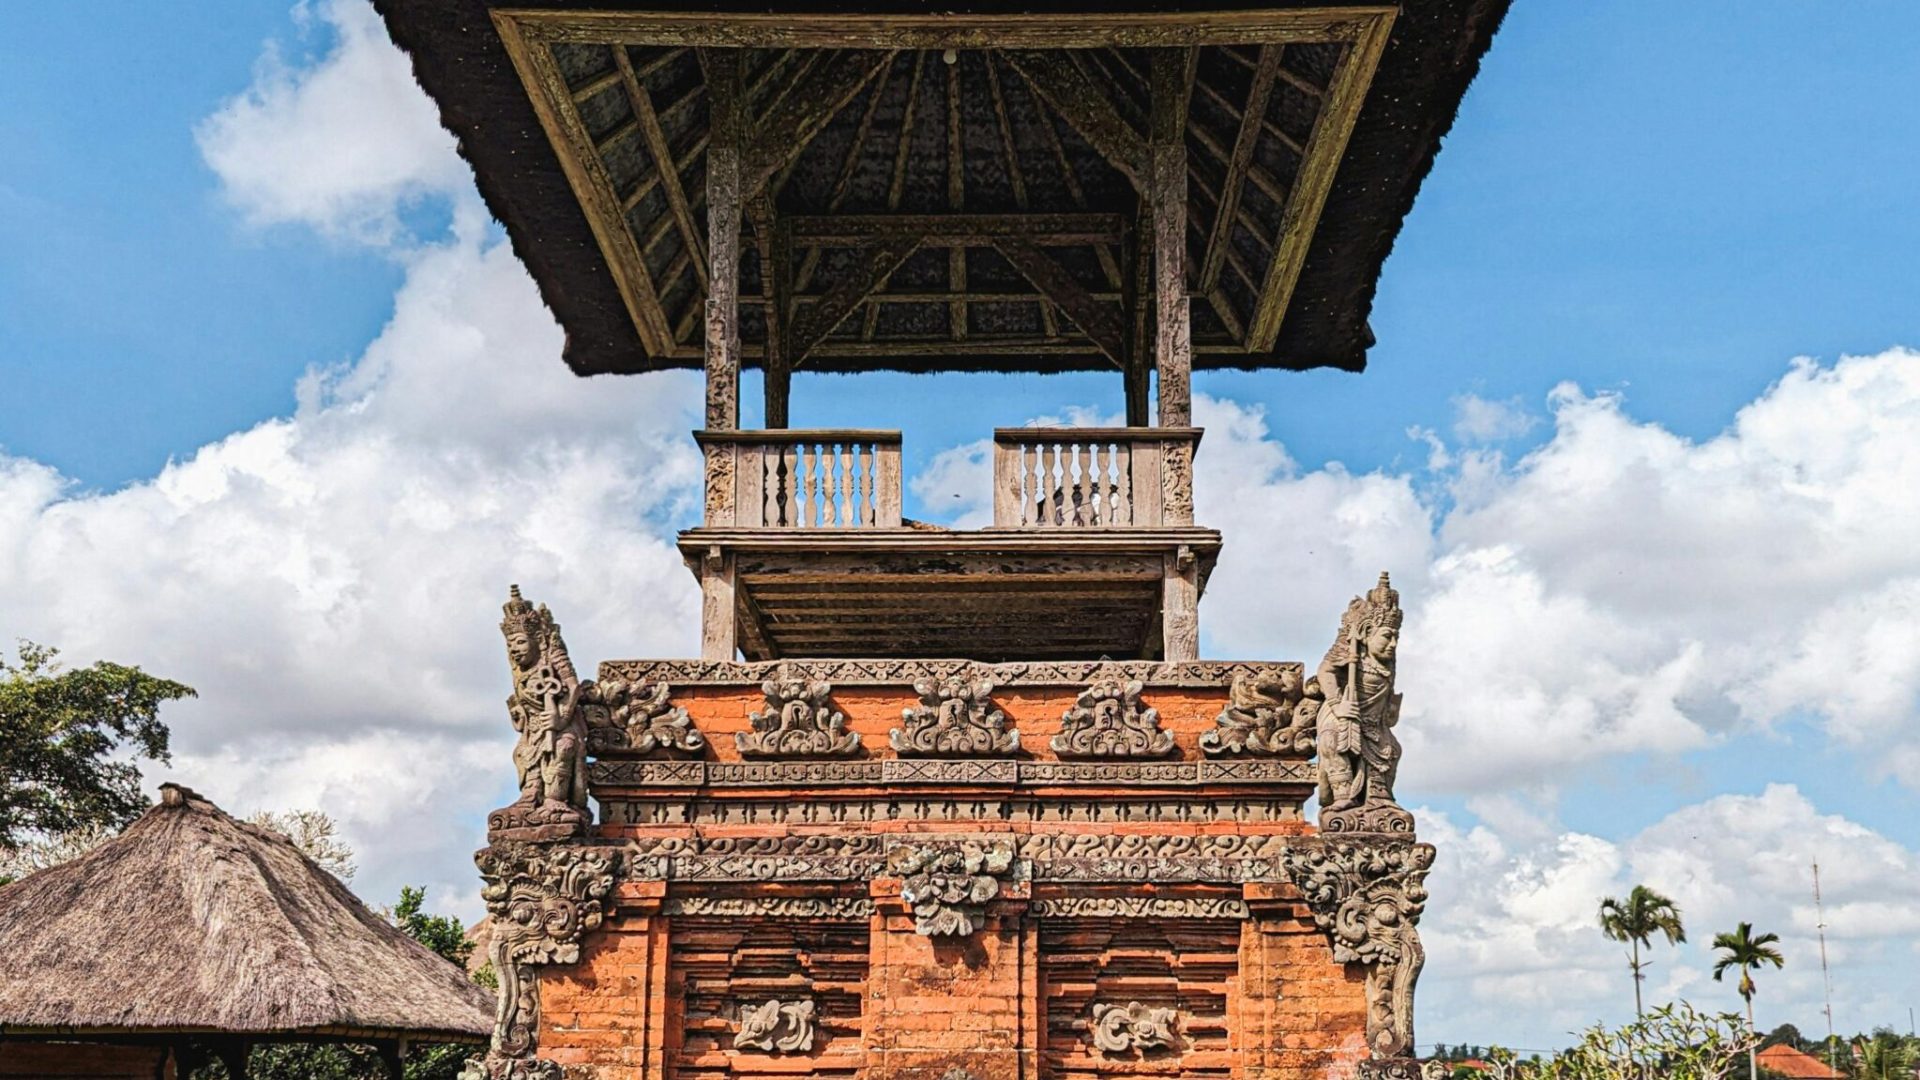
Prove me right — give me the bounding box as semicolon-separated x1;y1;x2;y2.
0;785;492;1043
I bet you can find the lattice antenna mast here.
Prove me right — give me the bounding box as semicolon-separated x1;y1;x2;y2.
1814;859;1838;1077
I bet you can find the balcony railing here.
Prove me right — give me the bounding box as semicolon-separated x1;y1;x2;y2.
696;427;1200;531
991;428;1199;529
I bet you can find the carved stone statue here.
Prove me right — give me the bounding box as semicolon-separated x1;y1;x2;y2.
734;999;816;1053
1050;679;1173;758
1089;1001;1178;1055
471;844;617;1075
492;586;590;842
1315;574;1412;834
1281;838;1434;1059
1200;666;1309;756
736;679;860;758
891;677;1018;756
889;840;1015;937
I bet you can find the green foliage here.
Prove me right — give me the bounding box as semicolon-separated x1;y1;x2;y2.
394;885;474;968
1597;884;1687;1015
1850;1029;1919;1080
0;640;194;851
1711;922;1784;1003
1483;1002;1758;1080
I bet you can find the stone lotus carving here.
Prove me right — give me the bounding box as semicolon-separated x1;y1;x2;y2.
1315;573;1414;834
492;586;590;842
473;844;618;1067
890;840;1015;936
1050;680;1173;758
891;676;1018;755
1281;838;1435;1060
1200;666;1311;756
1089;1001;1179;1054
590;676;704;755
733;999;816;1053
737;679;860;758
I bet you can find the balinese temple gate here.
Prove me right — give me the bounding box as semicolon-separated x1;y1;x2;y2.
377;5;1510;1079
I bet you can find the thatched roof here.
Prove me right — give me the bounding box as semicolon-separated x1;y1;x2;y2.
375;1;1510;377
0;785;492;1043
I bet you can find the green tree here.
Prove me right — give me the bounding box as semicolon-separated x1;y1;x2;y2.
1848;1029;1917;1080
1;641;194;858
1598;885;1688;1017
1711;921;1785;1080
1482;1003;1757;1079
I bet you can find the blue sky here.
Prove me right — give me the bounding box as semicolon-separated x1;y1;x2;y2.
4;0;1920;1052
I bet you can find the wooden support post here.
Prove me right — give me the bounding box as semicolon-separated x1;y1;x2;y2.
376;1041;405;1080
1149;49;1193;429
752;197;792;428
703;49;744;431
700;546;738;661
1123;209;1151;427
1162;545;1200;662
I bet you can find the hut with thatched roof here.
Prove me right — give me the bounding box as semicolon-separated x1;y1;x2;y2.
0;784;493;1079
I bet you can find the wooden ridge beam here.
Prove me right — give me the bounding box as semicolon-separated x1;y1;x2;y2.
788;235;923;366
992;238;1126;369
745;49;897;200
1003;50;1147;193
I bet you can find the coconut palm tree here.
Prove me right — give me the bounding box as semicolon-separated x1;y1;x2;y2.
1597;885;1688;1017
1712;921;1785;1080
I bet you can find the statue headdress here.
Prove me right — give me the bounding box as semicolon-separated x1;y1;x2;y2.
1320;572;1403;669
501;584;555;638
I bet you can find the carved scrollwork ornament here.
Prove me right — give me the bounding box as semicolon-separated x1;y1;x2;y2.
1089;1001;1179;1055
891;676;1018;755
737;678;860;758
588;676;705;756
1050;679;1174;758
1356;1061;1453;1080
473;844;618;1063
1281;839;1435;1059
733;999;816;1053
890;840;1015;936
1201;666;1312;756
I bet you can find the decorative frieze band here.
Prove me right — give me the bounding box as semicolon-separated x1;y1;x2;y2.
1028;896;1249;919
589;757;1311;788
664;896;876;918
604;795;1305;827
599;657;1301;689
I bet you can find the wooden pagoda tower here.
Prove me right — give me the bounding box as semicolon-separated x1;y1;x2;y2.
377;4;1508;1080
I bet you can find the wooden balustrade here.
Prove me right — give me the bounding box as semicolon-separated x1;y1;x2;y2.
991;428;1202;528
697;430;903;528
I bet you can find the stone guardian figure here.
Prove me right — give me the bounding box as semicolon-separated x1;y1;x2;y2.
492;585;591;840
1314;573;1413;834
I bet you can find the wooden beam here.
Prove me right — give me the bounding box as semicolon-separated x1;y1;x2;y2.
700;547;738;661
788;236;923;365
991;238;1126;369
1149;49;1192;428
745;49;897;199
789;213;1123;247
1123;211;1151;427
750;197;791;427
1201;44;1281;292
946;55;967;344
702;48;743;429
614;48;707;292
1003;50;1147;193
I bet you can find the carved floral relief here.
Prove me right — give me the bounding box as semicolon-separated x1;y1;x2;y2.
736;678;860;758
890;840;1015;936
891;676;1018;755
734;999;817;1053
1089;1001;1179;1054
1050;679;1174;758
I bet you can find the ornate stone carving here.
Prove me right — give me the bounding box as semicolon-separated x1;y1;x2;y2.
733;999;816;1053
600;658;1295;690
1162;439;1194;524
458;1057;561;1080
1029;896;1249;919
891;677;1018;756
473;844;618;1067
590;758;1314;790
890;840;1015;936
1019;833;1289;862
1201;667;1311;756
736;679;860;758
1356;1061;1452;1080
886;758;1020;784
491;586;590;842
1050;680;1174;758
1089;1001;1179;1054
587;677;704;756
1280;838;1436;1059
1315;573;1415;834
665;896;875;918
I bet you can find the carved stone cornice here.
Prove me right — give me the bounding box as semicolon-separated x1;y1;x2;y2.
891;677;1018;756
1089;1001;1179;1055
1028;896;1248;919
1051;680;1174;758
600;657;1300;689
1280;837;1435;1059
890;840;1016;936
664;896;876;918
473;843;619;1066
588;757;1312;789
736;679;860;758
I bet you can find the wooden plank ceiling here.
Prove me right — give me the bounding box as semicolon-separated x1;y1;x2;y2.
495;12;1392;373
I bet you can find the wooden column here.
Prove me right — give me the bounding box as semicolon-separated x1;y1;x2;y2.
703;49;744;431
1122;209;1151;427
752;196;793;429
1149;49;1192;429
1162;544;1200;662
700;546;738;661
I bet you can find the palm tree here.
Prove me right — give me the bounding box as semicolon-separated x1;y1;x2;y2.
1712;921;1785;1080
1850;1030;1917;1080
1597;885;1687;1016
